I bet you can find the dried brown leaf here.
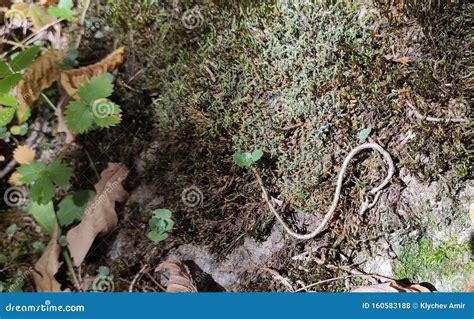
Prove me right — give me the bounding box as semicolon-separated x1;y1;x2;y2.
60;47;125;100
464;275;474;292
8;172;22;186
40;0;58;6
13;144;35;164
32;224;63;292
66;163;129;266
383;54;410;64
16;50;66;123
156;262;198;292
393;56;410;64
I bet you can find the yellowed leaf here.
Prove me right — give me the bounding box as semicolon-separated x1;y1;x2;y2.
156;262;198;292
60;47;125;100
32;224;63;292
8;172;22;186
66;163;129;266
29;4;53;30
13;145;35;164
16;50;66;123
5;3;52;31
5;3;29;20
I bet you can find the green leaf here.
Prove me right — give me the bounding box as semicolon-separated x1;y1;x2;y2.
6;224;18;234
0;93;18;107
17;162;47;184
251;149;263;162
357;127;372;143
48;7;73;21
64;101;94;133
10;124;28;136
0;74;22;94
10;126;21;135
47;161;74;188
32;241;46;253
98;266;110;277
28;201;56;235
148;209;174;242
152;208;172;220
61;49;79;69
57;190;95;227
78;75;114;104
93;103;122;128
10;46;40;72
59;0;74;9
30;174;55;204
147;230;168;243
233;152;253;168
0;127;11;140
0;61;13;78
0;107;16;127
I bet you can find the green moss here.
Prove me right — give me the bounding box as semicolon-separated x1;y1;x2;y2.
96;0;470;269
394;237;473;291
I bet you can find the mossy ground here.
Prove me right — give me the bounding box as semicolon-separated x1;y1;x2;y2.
394;237;473;292
1;0;471;291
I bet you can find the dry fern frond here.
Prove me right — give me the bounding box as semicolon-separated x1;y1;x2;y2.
60;47;125;100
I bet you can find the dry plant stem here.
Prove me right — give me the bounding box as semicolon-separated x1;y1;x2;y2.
129;264;149;292
295;273;394;292
144;272;166;292
0;19;64;58
84;148;100;180
253;142;395;240
41;93;57;112
62;249;81;291
74;0;92;49
405;100;469;123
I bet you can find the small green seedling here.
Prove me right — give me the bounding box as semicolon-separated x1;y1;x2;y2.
147;209;174;243
357;127;372;143
232;149;263;168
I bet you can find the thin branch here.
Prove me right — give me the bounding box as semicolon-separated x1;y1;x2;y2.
295;273;394;292
129;264;149;292
405;100;468;124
